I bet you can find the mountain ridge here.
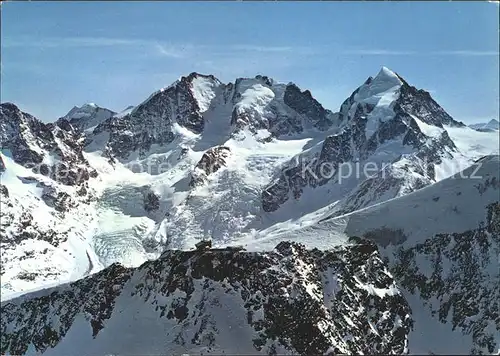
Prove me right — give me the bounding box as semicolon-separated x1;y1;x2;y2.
0;67;499;354
469;118;499;132
1;155;498;355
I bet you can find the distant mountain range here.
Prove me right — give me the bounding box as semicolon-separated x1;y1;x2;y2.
469;118;499;132
1;67;499;355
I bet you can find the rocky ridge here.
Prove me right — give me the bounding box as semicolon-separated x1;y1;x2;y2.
0;68;498;355
0;103;97;186
261;68;462;213
1;241;411;355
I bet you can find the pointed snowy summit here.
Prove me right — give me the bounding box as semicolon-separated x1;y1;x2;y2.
374;66;403;84
469;118;500;131
369;66;404;92
61;102;116;132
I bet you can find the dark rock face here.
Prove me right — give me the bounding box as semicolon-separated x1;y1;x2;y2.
134;75;205;134
230;106;252;131
262;173;292;212
0;103;97;186
39;183;77;213
419;130;456;159
0;103;52;165
283;84;334;131
0;194;68;252
1;264;132;355
55;118;74;133
0;155;5;173
0;184;8;198
142;188;160;212
255;74;273;87
190;146;231;187
1;242;412;355
395;77;465;128
229;77;338;139
384;202;500;354
92;73;219;160
337;77;373;123
261;114;367;212
264;103;305;136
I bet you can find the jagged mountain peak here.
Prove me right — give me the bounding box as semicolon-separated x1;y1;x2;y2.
0;103;38;128
1;102;43;141
233;74;275;87
261;67;472;214
86;72;341;160
351;66;404;102
61;103;116;132
359;66;401;83
87;72;226;159
182;71;220;82
131;72;222;115
0;103;41;156
1;102;97;186
469;118;499;131
143;72;221;97
82;66;469;166
0;102;22;112
1;66;499;355
338;67;464;129
349;68;402;109
65;102;108;115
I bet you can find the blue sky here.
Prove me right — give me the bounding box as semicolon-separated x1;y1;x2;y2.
1;1;499;123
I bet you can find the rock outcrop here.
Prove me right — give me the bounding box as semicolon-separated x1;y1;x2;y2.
1;241;412;355
0;103;97;186
190;146;231;187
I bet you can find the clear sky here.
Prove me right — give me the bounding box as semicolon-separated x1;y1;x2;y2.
1;1;499;123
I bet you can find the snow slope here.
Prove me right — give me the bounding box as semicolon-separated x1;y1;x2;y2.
0;67;499;354
3;69;499;300
338;155;499;354
0;151;102;300
2;157;497;354
237;155;500;354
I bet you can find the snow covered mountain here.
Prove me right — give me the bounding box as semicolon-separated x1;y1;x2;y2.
469;119;499;132
59;103;116;133
0;103;97;185
85;72;337;161
1;67;499;354
261;67;466;216
1;156;498;355
247;155;500;354
0;103;102;297
340;155;500;354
